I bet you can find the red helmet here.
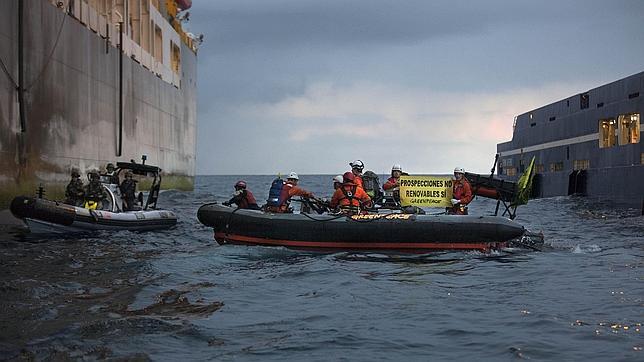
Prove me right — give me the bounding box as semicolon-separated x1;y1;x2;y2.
234;180;247;189
342;171;355;183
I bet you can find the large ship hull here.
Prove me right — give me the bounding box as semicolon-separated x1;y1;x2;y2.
0;0;197;207
497;72;643;209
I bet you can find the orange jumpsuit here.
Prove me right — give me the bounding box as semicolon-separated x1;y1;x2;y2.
330;183;372;212
275;181;313;213
449;178;473;215
354;175;363;189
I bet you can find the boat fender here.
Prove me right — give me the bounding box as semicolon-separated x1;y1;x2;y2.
10;197;75;226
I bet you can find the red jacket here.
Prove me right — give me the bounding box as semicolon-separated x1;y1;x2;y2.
275;181;313;212
227;190;259;210
383;176;399;190
353;175;363;189
329;183;372;210
453;178;473;205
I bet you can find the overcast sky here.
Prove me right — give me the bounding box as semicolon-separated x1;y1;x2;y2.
188;0;644;176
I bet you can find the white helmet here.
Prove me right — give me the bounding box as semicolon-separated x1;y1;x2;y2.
349;160;364;170
454;167;465;174
392;164;403;172
333;175;343;183
287;172;299;180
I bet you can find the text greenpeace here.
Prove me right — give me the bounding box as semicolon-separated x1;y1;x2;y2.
399;175;453;207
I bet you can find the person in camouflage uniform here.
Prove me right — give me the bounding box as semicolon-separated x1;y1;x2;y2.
119;170;138;211
64;168;85;206
84;170;108;209
103;162;120;185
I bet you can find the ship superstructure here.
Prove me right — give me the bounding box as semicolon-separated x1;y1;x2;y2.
0;0;199;206
497;71;643;208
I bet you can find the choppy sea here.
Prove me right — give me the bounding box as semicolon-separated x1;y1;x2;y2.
1;175;642;361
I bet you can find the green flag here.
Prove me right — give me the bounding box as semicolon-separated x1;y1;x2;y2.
513;156;536;206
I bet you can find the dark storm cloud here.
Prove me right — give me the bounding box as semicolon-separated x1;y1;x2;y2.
195;1;481;52
193;0;642;53
189;0;644;174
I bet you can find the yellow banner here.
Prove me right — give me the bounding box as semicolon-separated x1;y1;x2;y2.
399;175;453;207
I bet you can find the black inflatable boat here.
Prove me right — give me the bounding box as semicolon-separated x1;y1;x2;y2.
197;203;526;252
10;161;177;233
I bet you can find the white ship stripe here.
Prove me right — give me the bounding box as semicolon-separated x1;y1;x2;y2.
498;133;599;157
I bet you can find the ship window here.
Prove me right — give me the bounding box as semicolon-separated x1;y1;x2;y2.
580;93;589;109
519;159;525;173
549;162;564;172
505;167;517;177
501;158;513;167
629;92;639;99
618;113;640;145
549;116;556;121
573;160;589;170
535;164;545;173
129;0;141;45
596;102;604;108
599;118;617;148
641;153;644;164
567;100;570;107
141;1;151;54
530;122;536;127
153;25;162;62
171;42;181;74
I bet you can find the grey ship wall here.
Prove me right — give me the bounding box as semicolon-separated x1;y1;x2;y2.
497;71;643;208
0;0;197;207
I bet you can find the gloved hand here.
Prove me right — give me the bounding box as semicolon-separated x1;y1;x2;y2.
451;198;460;205
222;201;231;206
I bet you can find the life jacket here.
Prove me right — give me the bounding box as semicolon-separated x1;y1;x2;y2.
84;200;98;210
330;181;372;213
338;185;357;205
266;177;285;207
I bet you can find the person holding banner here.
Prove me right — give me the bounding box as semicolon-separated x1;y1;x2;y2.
448;167;473;215
383;164;404;203
329;172;372;214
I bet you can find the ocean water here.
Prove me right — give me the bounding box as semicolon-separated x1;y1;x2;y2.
1;175;642;361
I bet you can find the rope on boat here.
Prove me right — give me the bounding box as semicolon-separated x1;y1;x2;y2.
299;212;347;222
224;205;243;241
